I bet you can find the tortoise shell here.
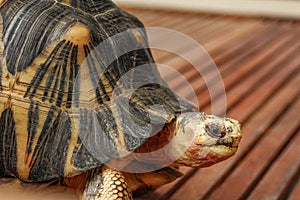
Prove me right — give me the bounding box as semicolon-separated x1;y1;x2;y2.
0;0;194;182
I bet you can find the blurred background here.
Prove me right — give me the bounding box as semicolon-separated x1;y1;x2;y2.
114;0;300;19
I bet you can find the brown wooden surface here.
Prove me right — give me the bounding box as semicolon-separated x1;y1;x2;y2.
121;7;300;200
1;7;299;200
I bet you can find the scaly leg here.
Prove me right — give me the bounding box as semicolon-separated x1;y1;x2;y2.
82;166;132;200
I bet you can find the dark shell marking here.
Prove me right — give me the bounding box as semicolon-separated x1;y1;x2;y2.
0;0;194;182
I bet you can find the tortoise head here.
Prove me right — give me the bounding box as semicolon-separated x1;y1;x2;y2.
171;112;242;168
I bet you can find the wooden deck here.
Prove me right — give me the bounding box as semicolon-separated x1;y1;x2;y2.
121;7;300;200
1;6;299;200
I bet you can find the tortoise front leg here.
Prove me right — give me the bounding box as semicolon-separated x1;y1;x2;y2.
82;166;132;200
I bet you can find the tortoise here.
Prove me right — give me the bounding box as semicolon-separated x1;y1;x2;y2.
0;0;242;199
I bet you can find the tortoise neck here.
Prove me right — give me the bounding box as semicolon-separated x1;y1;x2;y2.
134;119;176;154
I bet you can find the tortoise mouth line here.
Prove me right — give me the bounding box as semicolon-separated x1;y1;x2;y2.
214;144;238;150
202;138;240;149
216;141;236;148
203;143;237;149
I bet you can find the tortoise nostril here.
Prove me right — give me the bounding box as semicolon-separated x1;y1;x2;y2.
205;124;226;138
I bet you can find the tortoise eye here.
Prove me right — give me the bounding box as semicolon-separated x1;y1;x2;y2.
205;124;226;138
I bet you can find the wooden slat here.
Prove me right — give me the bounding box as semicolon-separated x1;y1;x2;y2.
205;31;297;106
247;128;300;199
189;29;297;110
289;174;300;200
223;33;300;119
